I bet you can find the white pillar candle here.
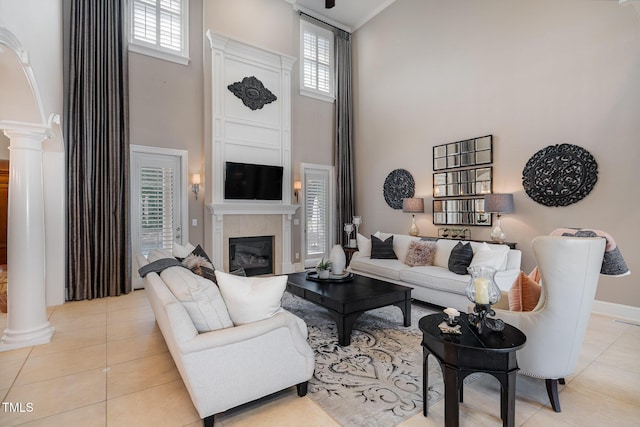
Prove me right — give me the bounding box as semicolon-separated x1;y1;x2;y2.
475;278;490;305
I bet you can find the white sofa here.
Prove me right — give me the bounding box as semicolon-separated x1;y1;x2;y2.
137;250;315;427
349;233;521;312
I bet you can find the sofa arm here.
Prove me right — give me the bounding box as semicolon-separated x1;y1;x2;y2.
178;310;310;357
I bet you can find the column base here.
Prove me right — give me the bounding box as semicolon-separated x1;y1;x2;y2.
0;322;54;352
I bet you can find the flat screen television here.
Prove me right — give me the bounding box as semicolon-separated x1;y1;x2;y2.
224;161;284;200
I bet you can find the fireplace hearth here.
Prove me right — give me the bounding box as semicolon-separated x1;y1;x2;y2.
229;236;274;276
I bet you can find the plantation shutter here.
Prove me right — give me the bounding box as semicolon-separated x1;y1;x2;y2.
302;23;332;94
138;165;175;256
132;0;183;52
303;166;332;267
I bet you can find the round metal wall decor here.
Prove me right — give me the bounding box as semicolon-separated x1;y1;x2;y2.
227;76;277;110
522;144;598;207
383;169;415;209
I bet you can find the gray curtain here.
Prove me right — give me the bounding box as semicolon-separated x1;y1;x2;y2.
64;0;131;300
334;29;355;245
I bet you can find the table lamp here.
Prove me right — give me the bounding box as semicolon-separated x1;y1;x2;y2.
484;194;514;243
403;198;424;236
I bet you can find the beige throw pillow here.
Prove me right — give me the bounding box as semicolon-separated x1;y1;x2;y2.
404;241;437;267
508;267;542;311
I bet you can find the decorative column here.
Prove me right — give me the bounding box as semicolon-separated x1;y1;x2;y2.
0;121;54;351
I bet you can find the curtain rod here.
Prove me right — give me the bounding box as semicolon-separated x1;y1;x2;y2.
298;10;349;34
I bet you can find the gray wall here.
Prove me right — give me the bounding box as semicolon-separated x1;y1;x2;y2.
129;0;206;246
353;0;640;307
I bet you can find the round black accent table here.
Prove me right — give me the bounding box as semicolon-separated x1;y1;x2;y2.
419;313;526;427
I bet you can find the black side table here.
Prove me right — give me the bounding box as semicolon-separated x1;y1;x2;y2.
420;313;526;427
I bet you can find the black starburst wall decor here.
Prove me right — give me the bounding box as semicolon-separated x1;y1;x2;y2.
227;76;277;111
522;143;598;207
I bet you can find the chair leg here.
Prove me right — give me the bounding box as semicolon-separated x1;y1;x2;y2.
545;379;562;412
559;378;566;385
203;414;215;427
297;381;309;397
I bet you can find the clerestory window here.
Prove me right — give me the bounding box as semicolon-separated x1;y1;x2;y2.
129;0;189;65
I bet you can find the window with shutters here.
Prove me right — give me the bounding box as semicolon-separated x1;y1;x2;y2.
129;0;189;65
300;20;335;103
139;166;176;256
301;163;335;267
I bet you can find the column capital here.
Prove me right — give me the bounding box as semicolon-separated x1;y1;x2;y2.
0;121;51;147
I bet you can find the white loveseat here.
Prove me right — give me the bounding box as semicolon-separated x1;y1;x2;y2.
349;233;521;311
137;250;315;427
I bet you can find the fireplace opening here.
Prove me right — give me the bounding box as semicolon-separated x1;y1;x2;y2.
229;236;274;276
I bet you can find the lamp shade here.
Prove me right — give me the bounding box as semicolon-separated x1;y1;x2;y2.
403;198;425;213
484;194;514;214
192;173;201;185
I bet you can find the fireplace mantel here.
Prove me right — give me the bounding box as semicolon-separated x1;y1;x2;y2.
206;203;299;220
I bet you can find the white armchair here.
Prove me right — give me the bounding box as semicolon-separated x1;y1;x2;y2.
495;235;606;412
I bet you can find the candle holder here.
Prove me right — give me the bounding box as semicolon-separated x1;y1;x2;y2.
344;223;354;247
352;216;362;237
465;266;505;334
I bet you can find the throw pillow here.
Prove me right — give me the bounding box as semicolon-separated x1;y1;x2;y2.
160;267;233;332
404;241;437;267
215;271;287;325
469;243;510;271
356;233;372;257
448;242;473;275
370;235;397;259
173;242;196;259
508;268;542;311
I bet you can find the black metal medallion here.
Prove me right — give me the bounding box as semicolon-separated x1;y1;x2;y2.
383;169;415;209
522;144;598;207
227;76;277;110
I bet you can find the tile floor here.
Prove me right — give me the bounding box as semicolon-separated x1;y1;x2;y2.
0;290;639;426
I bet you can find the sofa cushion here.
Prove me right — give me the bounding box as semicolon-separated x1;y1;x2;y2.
160;266;233;332
404;241;437;267
399;266;469;295
215;271;287;325
349;256;405;281
508;268;542;311
377;232;421;262
433;239;461;268
448;242;474;275
469;242;510;271
371;235;397;259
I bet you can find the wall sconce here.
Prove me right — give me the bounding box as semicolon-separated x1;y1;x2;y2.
192;173;201;200
293;180;302;202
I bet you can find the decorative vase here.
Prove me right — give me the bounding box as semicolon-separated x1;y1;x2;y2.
330;244;347;274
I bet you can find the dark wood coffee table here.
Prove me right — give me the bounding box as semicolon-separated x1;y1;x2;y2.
420;313;526;427
286;272;412;346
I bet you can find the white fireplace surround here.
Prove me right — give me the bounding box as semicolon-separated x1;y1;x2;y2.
205;32;298;274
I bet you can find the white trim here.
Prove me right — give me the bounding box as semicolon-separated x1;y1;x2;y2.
128;43;190;65
300;163;335;268
130;144;189;245
592;300;640;324
0;27;48;126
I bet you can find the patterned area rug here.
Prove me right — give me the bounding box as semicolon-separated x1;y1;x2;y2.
282;292;468;427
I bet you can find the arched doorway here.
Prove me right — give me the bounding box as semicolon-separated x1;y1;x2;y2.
0;27;61;351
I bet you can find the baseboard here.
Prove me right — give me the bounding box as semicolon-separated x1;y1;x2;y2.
592;300;640;324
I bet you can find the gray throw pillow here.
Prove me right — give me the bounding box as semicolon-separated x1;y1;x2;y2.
370;235;397;259
448;242;473;275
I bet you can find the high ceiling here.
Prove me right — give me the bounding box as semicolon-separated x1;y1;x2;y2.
286;0;397;32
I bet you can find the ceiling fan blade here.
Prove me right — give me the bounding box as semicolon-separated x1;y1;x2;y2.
326;0;335;8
